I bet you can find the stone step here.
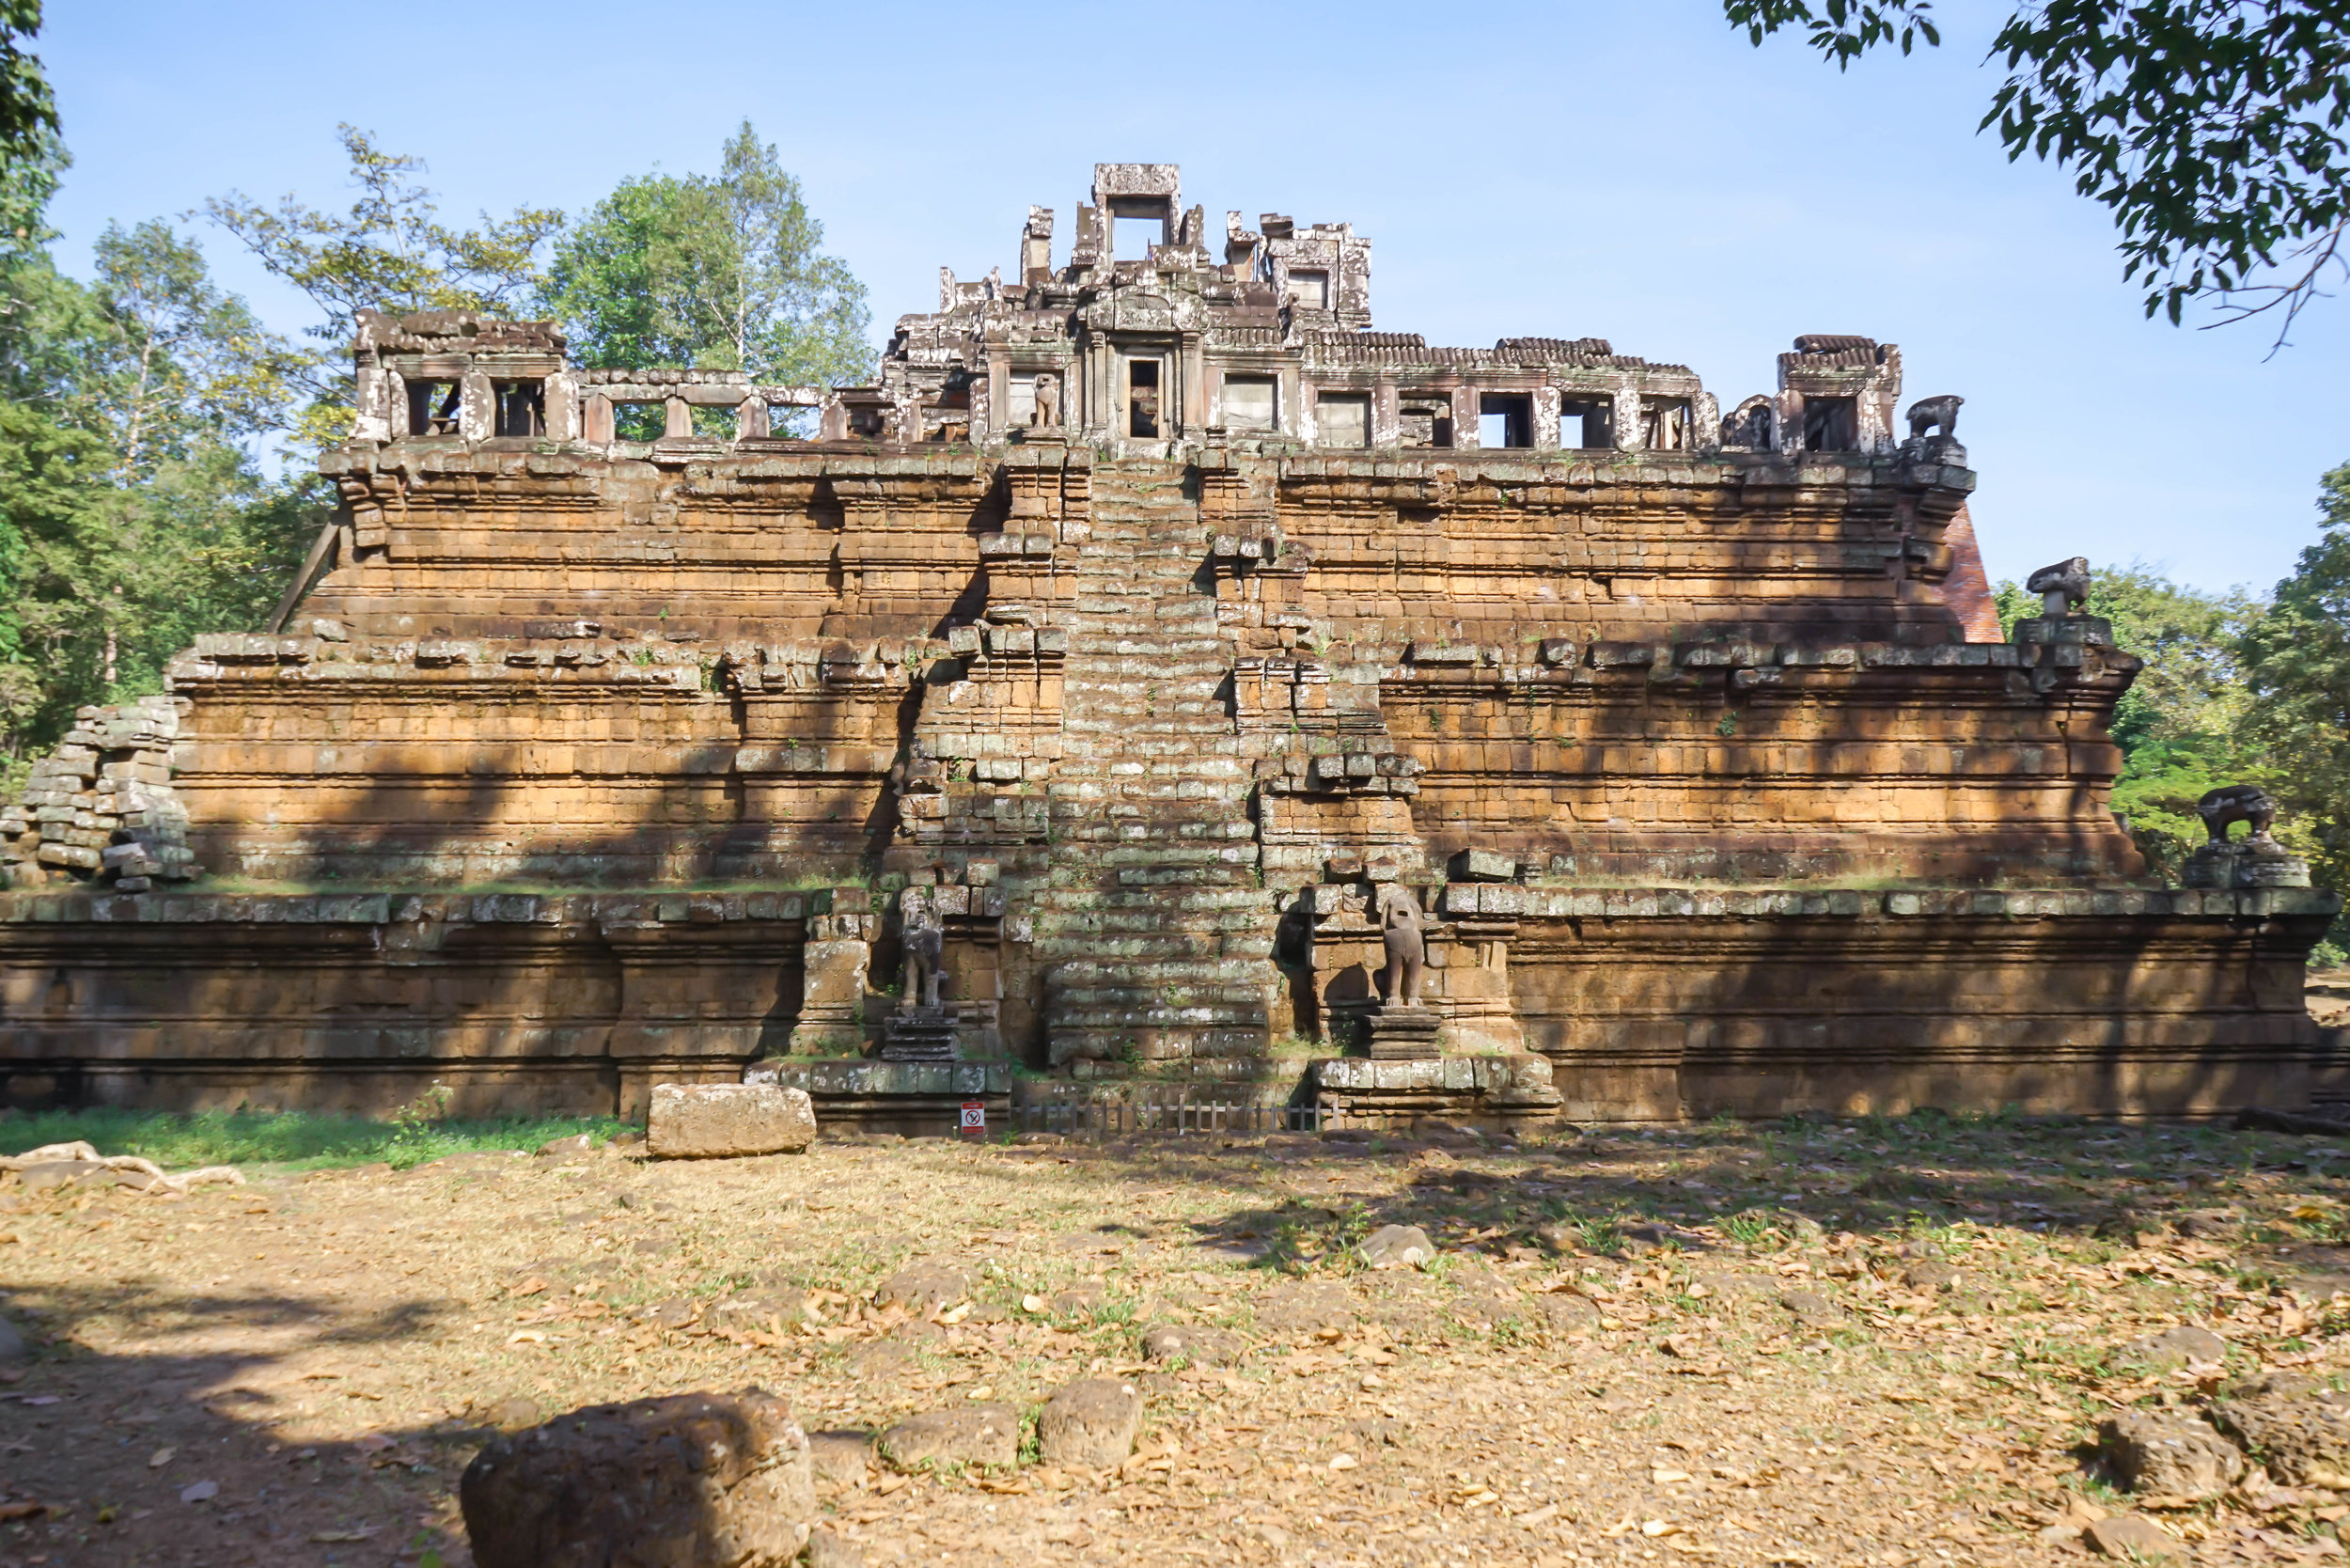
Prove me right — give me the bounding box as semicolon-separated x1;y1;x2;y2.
1044;956;1271;985
1029;933;1251;962
1045;1026;1273;1064
1054;980;1272;1006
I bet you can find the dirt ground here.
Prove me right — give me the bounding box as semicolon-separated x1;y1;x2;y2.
7;1114;2350;1567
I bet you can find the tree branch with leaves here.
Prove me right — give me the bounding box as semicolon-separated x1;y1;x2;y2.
1726;1;2350;351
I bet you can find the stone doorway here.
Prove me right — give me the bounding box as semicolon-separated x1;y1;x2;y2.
1126;357;1162;438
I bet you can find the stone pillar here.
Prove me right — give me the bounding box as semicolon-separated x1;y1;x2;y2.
1372;377;1400;447
459;372;494;442
1451;386;1480;449
664;397;693;441
1532;385;1561;451
352;366;393;442
543;372;579;442
583;393;614;444
737;397;770;440
1692;390;1721;452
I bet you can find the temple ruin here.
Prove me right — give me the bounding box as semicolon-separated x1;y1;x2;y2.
0;163;2337;1126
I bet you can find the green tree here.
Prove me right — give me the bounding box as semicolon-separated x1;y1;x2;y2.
0;210;318;759
1726;2;2350;345
2088;567;2270;876
0;0;58;250
544;120;870;397
2243;463;2350;893
203;125;564;452
1990;562;2273;878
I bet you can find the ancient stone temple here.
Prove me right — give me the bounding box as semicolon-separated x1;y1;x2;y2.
0;163;2337;1125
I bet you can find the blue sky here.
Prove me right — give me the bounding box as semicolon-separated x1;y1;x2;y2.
33;0;2346;593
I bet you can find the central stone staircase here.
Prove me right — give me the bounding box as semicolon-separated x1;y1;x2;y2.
1032;456;1274;1070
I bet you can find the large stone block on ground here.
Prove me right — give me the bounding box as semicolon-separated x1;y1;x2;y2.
460;1388;813;1568
2210;1373;2350;1489
1037;1378;1142;1468
2096;1410;2242;1502
648;1083;816;1158
877;1403;1019;1470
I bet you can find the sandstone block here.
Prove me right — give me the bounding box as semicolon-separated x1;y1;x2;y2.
647;1083;815;1159
1037;1378;1142;1468
2097;1410;2242;1502
877;1403;1019;1471
460;1388;813;1568
2210;1373;2350;1489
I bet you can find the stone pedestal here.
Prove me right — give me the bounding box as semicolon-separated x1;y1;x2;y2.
877;1005;959;1062
2184;840;2311;890
1360;1004;1441;1060
1312;1053;1564;1129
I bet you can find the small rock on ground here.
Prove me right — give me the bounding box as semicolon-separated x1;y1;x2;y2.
2118;1325;2228;1369
1140;1324;1242;1365
1360;1224;1436;1268
807;1431;873;1485
1778;1290;1841;1324
1038;1379;1142;1469
807;1526;864;1568
2084;1513;2181;1560
877;1404;1019;1471
1902;1259;1962;1291
874;1261;968;1313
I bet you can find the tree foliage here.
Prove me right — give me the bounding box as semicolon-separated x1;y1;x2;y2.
204;126;564;453
0;206;319;761
0;0;57;249
2242;463;2350;893
543;121;870;392
2086;567;2271;876
1725;1;2350;347
0;116;873;766
1992;561;2277;878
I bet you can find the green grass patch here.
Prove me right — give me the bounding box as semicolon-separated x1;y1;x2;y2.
0;1106;628;1171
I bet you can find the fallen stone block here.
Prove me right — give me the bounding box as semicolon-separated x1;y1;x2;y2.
877;1404;1019;1471
460;1388;813;1568
1038;1378;1142;1468
2097;1409;2243;1503
2210;1373;2350;1489
647;1083;816;1158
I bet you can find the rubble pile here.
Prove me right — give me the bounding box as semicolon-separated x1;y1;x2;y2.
0;695;198;893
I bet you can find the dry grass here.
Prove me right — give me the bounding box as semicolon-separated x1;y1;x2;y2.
4;1113;2349;1565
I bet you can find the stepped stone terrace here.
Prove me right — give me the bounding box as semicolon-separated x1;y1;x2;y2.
0;163;2337;1128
